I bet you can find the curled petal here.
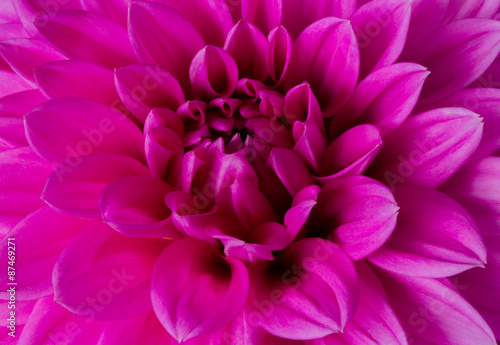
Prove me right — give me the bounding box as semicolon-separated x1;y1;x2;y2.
176;146;210;192
248;238;359;340
115;63;185;123
43;153;149;220
283;82;323;128
54;222;167;319
190;46;239;101
284;185;320;240
370;107;483;189
242;0;282;35
144;108;185;138
267;148;313;197
293;121;327;173
285;18;360;116
145;126;184;182
267;26;292;84
34;10;136;69
151;238;249;342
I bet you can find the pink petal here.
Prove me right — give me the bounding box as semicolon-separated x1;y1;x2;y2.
34;10;136;69
331;63;429;137
246;116;294;148
224;20;268;81
145;126;184;182
0;207;90;300
248;238;359;340
293;120;327;173
34;60;121;107
351;0;411;79
43;153;149;220
154;0;233;47
0;70;32;97
284;18;360;116
267;148;314;197
313;176;399;261
446;0;500;21
190;46;239;101
0;148;53;234
99;175;182;239
369;185;487;277
369;107;483;189
377;272;496;345
0;38;67;84
54;222;167;319
267;26;293;84
128;1;205;94
151;238;249;342
283;82;324;128
0;114;27;152
281;0;356;40
319;125;382;183
25;97;145;165
284;185;320;240
144;108;185;138
175;146;210;192
0;89;47;115
242;0;282;35
115;63;185;123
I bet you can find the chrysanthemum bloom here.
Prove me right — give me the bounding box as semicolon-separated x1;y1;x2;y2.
1;0;500;344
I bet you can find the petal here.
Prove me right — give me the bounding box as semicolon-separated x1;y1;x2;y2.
114;63;185;123
0;70;32;98
242;0;282;35
25;97;145;165
283;82;324;128
0;89;47;115
99;176;181;238
154;0;233;47
248;238;359;340
128;1;205;94
34;10;136;69
34;60;121;107
351;0;411;79
267;26;293;84
369;186;487;277
267;148;313;197
0;114;27;152
144;107;185;137
293;120;327;173
284;185;320;240
0;207;90;301
190;45;239;101
331;63;429;137
377;273;496;345
43;153;149;220
369;107;483;189
284;18;360;116
224;20;268;82
145;126;184;182
53;222;167;320
151;238;249;342
313;176;399;261
281;0;356;40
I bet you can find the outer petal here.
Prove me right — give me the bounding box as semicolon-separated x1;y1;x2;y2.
242;0;282;35
284;18;360;116
34;10;136;69
369;186;487;277
53;222;167;320
377;273;496;345
0;207;90;300
0;70;31;97
351;0;411;79
25;97;145;165
42;153;150;220
151;238;249;342
247;238;359;340
369;108;483;189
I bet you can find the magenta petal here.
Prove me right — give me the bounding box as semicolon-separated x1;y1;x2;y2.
314;176;399;261
175;146;210;192
145;126;184;182
248;238;359;340
267;148;313;197
0;207;90;300
285;18;360;116
115;63;185;123
43;153;149;220
283;83;323;128
0;70;31;97
0;148;53;234
25;97;145;165
144;108;185;137
267;26;293;84
293;120;327;173
151;238;249;342
284;185;320;241
369;186;487;277
351;0;411;79
246;117;294;148
34;60;120;108
331;63;429;137
224;20;268;82
319;125;382;183
0;38;67;84
128;1;204;94
281;0;356;40
370;107;483;189
54;222;166;319
34;10;136;69
242;0;282;35
154;0;233;47
99;176;181;239
0;89;47;116
0;114;27;153
190;46;239;101
377;272;496;345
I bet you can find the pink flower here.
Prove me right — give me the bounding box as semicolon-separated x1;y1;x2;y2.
1;0;500;344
